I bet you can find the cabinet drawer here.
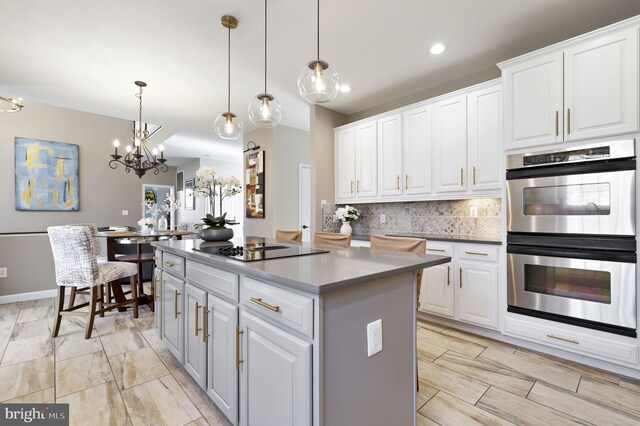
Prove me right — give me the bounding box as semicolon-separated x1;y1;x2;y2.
456;244;498;262
241;277;314;339
186;260;239;302
425;241;454;257
504;315;639;368
162;252;185;277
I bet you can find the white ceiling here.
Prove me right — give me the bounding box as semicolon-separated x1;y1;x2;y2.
1;0;640;164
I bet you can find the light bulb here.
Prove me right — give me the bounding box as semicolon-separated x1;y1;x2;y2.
152;148;158;156
313;62;326;92
113;139;120;147
248;94;282;127
126;145;133;153
158;144;164;152
214;112;243;140
260;97;271;120
134;138;141;146
298;60;339;104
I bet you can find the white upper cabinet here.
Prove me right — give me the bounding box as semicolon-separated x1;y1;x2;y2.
335;127;356;201
564;27;639;141
467;84;503;192
501;21;639;150
378;114;403;197
355;122;378;198
403;105;433;196
503;52;563;150
434;94;467;193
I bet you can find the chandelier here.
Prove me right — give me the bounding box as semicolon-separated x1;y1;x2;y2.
109;81;168;178
0;96;23;113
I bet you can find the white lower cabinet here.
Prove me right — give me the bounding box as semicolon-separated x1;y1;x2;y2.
207;294;238;424
239;311;312;426
161;272;184;362
420;242;499;329
184;283;207;387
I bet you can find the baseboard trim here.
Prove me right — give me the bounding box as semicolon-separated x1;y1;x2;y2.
0;289;60;304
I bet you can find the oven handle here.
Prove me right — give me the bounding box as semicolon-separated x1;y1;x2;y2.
506;158;635;180
507;244;636;263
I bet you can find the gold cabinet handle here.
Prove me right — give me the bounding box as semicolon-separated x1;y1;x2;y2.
163;261;175;268
459;268;463;288
567;108;571;134
195;302;202;336
427;248;446;252
174;290;181;319
473;166;476;186
250;297;280;312
547;334;579;345
447;266;451;286
356;180;360;193
203;308;210;343
154;277;160;301
396;175;400;190
460;168;464;186
405;174;409;190
464;251;488;256
555;110;559;136
236;326;244;370
350;180;353;194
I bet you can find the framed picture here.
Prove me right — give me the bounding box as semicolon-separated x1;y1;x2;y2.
15;137;79;211
144;190;156;204
245;149;265;218
184;178;195;210
176;170;184;192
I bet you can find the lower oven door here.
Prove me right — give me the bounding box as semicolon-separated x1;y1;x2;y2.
507;245;636;332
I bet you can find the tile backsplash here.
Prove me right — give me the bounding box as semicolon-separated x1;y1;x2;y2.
323;199;502;237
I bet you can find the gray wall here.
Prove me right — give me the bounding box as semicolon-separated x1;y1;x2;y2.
243;126;310;238
0;101;175;297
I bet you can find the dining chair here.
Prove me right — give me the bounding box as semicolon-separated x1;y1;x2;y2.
48;225;139;339
275;230;303;242
370;234;426;391
313;232;352;248
68;223;107;310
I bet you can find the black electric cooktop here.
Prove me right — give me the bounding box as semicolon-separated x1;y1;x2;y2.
194;241;329;262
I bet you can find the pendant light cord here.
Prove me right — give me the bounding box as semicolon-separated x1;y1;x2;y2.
316;0;320;61
264;0;268;93
227;24;231;113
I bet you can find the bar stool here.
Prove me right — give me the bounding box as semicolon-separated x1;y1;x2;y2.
275;230;302;242
48;225;139;339
313;232;352;248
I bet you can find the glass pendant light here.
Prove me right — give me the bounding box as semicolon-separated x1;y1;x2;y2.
248;0;282;127
297;0;339;104
214;15;244;140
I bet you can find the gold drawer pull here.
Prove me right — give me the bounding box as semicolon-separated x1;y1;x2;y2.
427;248;446;253
465;251;488;256
203;308;210;343
174;290;181;319
555;110;559;136
236;326;244;370
459;268;463;288
356;180;360;193
154;277;160;301
350;180;353;194
396;175;400;190
163;261;175;268
405;174;409;190
567;108;571;134
460;168;464;186
195;302;202;336
447;266;451;286
250;297;280;312
547;334;579;345
473;166;477;185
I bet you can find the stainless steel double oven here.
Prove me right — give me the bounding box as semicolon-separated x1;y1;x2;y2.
506;140;637;337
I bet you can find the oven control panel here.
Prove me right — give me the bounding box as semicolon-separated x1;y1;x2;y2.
523;147;610;166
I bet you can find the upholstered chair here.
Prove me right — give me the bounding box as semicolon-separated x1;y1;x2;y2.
48;225;139;339
313;232;352;248
275;230;303;242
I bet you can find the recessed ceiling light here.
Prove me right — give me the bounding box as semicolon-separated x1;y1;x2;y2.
430;43;446;55
339;84;352;93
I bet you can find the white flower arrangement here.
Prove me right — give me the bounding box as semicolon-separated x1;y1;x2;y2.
137;217;157;228
194;166;242;228
335;205;360;222
160;194;181;213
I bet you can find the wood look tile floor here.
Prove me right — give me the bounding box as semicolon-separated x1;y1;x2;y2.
1;297;640;425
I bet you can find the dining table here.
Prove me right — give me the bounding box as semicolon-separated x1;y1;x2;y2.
97;230;196;310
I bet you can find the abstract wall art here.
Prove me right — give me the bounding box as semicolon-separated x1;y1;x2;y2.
15;137;79;211
245;149;265;218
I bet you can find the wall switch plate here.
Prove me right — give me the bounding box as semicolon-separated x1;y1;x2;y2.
367;319;383;357
469;206;478;217
122;210;129;216
380;213;386;224
0;268;7;278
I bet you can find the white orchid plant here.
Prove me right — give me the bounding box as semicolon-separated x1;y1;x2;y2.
195;166;242;229
335;205;361;222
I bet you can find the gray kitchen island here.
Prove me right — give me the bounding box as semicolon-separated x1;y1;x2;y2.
151;237;450;426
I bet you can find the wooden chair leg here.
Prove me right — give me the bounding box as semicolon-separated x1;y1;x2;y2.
130;275;139;319
52;286;65;337
85;287;98;339
98;285;105;318
107;282;112;303
68;286;77;309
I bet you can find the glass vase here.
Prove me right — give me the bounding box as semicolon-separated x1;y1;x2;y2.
157;216;168;231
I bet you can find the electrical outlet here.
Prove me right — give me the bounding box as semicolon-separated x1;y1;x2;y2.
122;210;129;216
0;268;7;278
380;213;386;224
367;319;383;357
469;206;478;217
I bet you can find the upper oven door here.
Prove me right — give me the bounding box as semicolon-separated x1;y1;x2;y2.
507;161;635;236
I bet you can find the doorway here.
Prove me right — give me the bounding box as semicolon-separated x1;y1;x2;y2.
299;164;311;242
142;184;175;229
